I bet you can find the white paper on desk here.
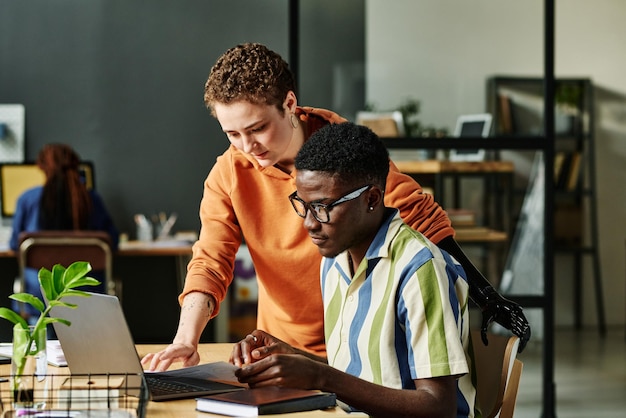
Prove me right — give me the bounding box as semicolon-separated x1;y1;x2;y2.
47;340;68;367
0;340;67;367
0;343;12;362
145;361;242;385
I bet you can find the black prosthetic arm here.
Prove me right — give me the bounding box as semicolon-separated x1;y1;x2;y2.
438;236;531;352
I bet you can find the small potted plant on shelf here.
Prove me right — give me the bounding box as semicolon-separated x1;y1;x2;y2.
555;82;583;135
0;261;100;410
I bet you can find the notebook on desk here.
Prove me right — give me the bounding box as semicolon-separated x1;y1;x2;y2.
49;292;245;401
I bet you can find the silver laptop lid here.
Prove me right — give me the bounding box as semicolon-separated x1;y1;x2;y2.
50;292;144;376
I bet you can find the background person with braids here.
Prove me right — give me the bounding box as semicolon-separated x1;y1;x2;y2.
9;143;119;323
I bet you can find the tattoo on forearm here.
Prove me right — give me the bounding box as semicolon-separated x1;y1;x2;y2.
182;295;213;316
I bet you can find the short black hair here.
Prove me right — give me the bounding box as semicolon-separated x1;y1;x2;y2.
295;122;389;189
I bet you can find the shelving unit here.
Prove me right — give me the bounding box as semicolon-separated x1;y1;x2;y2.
380;6;559;413
293;1;560;416
488;76;605;335
392;159;514;280
382;130;555;418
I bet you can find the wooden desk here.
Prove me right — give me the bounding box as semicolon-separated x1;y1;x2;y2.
117;240;193;257
0;344;348;418
0;240;193;258
0;240;193;297
139;344;348;417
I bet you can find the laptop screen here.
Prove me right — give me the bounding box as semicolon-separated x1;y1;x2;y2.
459;120;488;137
449;114;492;161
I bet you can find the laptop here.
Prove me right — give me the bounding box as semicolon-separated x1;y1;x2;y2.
49;292;245;401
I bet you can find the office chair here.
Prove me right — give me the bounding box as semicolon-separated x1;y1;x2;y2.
471;330;524;418
17;231;115;306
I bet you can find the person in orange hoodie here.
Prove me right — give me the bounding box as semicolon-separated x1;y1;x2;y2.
142;43;529;372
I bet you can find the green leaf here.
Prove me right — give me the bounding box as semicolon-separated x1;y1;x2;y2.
62;261;92;287
48;300;78;309
43;317;71;327
39;267;56;301
9;293;45;312
65;277;100;290
7;261;98;343
56;289;93;299
0;308;29;328
51;264;67;295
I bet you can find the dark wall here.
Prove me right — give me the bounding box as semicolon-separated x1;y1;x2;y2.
0;0;289;236
0;0;365;342
0;0;364;236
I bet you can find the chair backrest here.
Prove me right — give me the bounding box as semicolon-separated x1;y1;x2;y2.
18;230;113;294
471;330;524;418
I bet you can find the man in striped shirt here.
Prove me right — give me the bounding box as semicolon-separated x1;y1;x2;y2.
232;122;477;418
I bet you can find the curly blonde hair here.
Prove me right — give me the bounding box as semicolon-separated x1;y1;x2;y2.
204;43;296;116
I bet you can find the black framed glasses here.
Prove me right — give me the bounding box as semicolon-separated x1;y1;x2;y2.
289;184;372;223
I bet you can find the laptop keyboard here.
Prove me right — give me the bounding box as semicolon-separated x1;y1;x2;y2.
145;375;243;399
145;376;212;396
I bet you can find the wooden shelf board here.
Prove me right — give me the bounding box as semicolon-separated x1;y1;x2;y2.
394;159;514;174
454;228;508;243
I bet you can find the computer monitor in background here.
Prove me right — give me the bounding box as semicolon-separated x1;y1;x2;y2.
448;113;493;162
0;162;94;218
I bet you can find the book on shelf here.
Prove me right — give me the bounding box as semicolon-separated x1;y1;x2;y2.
566;151;582;191
554;151;566;184
445;208;477;227
497;93;515;135
553;151;582;191
196;386;337;416
556;151;572;190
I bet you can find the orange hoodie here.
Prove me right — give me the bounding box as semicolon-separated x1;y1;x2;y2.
181;107;453;356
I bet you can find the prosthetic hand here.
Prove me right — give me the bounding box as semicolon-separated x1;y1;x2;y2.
476;285;531;352
437;236;531;352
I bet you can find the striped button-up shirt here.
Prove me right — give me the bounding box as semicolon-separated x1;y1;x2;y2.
321;209;476;417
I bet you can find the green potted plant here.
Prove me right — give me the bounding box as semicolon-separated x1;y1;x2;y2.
555;82;582;115
0;261;99;409
554;82;583;135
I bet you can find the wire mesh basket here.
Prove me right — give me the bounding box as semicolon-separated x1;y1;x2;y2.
0;372;149;418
